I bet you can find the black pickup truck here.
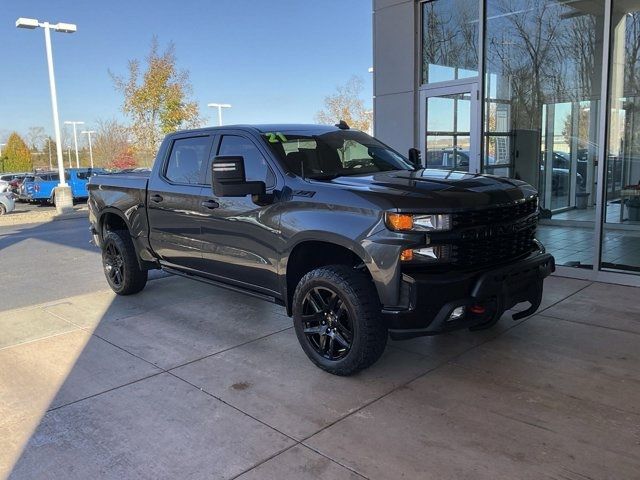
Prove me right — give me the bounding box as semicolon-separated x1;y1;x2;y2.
88;123;554;375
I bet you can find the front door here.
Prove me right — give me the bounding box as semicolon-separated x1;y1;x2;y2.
198;131;282;296
420;82;480;173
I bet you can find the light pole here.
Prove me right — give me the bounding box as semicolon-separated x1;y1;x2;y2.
207;103;232;126
64;120;84;168
81;130;95;168
16;17;76;213
66;146;72;168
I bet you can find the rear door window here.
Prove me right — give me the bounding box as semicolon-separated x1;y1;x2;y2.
164;136;211;185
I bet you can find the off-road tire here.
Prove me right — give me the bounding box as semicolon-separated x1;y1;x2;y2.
101;229;148;295
293;265;387;376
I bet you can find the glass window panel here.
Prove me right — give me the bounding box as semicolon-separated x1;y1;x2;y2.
485;0;605;270
425;92;472;172
601;6;640;275
422;0;479;84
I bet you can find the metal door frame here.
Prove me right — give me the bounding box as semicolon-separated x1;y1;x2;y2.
419;81;481;173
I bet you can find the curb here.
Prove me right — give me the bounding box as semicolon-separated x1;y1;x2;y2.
0;209;87;228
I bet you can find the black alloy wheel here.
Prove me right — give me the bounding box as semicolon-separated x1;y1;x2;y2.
103;241;125;289
301;286;353;361
100;229;148;295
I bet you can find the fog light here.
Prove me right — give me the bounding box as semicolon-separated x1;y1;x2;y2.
448;306;465;321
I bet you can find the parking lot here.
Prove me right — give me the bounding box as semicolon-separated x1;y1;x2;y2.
1;242;639;479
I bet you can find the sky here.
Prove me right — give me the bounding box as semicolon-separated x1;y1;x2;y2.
0;0;373;146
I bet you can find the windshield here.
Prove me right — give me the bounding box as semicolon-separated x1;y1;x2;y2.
263;130;412;179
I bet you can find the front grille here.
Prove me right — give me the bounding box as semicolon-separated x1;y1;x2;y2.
450;198;538;267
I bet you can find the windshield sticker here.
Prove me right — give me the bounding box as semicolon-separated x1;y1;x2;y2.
265;132;288;143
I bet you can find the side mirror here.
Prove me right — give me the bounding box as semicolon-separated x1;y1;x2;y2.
408;148;422;169
212;156;266;197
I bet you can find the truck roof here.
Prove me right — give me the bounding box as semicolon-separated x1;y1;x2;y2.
173;123;345;136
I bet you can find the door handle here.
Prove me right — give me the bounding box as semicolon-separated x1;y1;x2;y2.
150;194;163;203
201;199;220;209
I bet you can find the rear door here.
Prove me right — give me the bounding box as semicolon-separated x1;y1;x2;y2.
147;133;213;270
197;131;282;295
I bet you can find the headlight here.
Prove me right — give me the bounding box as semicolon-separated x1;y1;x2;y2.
385;213;452;232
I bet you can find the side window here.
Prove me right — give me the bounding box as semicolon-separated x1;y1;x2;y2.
164;136;211;184
216;135;275;188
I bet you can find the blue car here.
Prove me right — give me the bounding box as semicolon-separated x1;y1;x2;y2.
22;168;106;205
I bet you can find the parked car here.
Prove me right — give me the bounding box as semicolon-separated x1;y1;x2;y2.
21;168;106;205
0;192;15;215
0;173;26;193
89;124;554;375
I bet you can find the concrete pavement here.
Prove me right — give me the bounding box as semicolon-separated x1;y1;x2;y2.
0;218;166;311
1;273;639;479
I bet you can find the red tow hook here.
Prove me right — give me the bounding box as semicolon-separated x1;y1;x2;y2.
469;304;486;315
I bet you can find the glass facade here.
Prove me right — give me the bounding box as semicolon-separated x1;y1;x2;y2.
602;4;640;274
419;0;640;280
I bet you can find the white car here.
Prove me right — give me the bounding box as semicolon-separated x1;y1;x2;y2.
0;192;15;215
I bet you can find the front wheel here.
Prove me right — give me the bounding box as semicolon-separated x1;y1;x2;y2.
101;229;148;295
292;265;387;376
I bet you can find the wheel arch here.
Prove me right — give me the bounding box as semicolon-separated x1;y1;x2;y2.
283;237;380;316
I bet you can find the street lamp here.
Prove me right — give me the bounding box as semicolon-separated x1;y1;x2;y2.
207;103;232;126
66;146;72;168
64;120;84;168
81;130;95;168
16;17;76;213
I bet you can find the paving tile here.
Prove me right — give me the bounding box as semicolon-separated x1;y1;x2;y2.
0;307;78;349
543;282;640;333
237;445;363;480
452;314;640;414
93;294;291;370
537;275;591;310
306;361;640;480
44;292;148;329
172;329;435;440
0;330;160;427
6;373;293;480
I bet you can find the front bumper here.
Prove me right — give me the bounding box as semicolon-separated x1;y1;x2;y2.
383;251;555;340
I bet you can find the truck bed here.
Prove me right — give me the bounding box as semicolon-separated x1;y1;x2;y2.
88;172;150;240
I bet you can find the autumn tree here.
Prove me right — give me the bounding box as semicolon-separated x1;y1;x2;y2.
92;119;134;168
315;76;372;132
110;37;201;157
1;132;32;172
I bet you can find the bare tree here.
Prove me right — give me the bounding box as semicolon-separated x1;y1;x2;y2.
315;76;372;132
92;119;133;168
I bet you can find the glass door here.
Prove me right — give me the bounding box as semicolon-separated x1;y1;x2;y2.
420;83;480;173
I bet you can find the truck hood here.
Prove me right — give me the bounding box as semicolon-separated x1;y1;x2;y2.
326;169;537;211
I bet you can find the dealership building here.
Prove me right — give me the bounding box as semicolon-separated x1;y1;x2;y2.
373;0;640;286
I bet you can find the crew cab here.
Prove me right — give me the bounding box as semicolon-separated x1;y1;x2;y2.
88;124;554;375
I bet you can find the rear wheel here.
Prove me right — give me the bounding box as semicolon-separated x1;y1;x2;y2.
0;204;6;216
293;265;387;376
101;229;148;295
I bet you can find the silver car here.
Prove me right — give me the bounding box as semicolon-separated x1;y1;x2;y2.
0;192;15;215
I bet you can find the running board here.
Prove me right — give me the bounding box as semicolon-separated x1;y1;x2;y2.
161;266;284;305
